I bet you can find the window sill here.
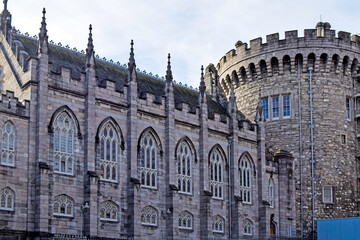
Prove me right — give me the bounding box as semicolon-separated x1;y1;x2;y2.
179;227;193;231
100;218;119;223
178;191;192;196
54;171;75;177
0;163;15;168
53;213;74;218
213;230;225;234
141;185;157;190
0;208;14;212
212;197;224;201
141;223;158;227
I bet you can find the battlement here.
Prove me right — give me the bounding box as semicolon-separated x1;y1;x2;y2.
0;90;30;117
218;23;360;70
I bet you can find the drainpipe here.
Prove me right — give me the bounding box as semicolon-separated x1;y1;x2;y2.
298;59;303;238
228;137;232;238
308;67;315;239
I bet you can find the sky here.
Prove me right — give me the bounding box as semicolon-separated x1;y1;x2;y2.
7;0;360;88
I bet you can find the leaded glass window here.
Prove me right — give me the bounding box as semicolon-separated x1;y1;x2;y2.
239;155;252;204
213;215;225;233
141;206;158;226
139;131;158;188
1;122;15;166
54;112;74;174
179;211;193;229
99;123;118;182
269;178;274;208
243;219;254;236
177;141;192;194
210;148;224;199
0;187;14;210
53;194;73;217
100;201;118;221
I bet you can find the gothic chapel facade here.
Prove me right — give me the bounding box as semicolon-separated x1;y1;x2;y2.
0;3;295;240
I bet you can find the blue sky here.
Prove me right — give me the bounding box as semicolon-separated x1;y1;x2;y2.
8;0;360;87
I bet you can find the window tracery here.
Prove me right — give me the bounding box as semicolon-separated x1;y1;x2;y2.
177;141;192;194
213;215;225;233
139;131;158;188
240;155;252;204
141;206;158;226
99;122;118;182
178;210;193;229
53;112;74;174
1;121;15;166
53;194;73;217
210;148;224;199
100;201;118;221
0;187;14;210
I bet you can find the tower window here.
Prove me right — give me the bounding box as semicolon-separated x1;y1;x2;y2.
346;97;351;120
272;96;279;119
262;98;269;120
283;95;291;118
322;186;334;204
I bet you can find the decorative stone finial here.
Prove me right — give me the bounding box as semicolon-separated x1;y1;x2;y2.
166;53;173;83
85;24;95;67
3;0;7;11
38;8;48;54
128;40;137;82
128;39;136;69
199;65;206;99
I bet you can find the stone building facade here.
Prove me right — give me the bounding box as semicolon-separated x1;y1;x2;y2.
212;21;360;237
0;4;296;240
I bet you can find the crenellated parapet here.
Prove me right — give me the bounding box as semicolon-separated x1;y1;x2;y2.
0;90;29;117
216;22;360;94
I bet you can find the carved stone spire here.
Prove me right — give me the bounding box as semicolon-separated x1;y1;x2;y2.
38;8;48;55
166;53;173;83
3;0;7;11
128;39;137;82
165;53;174;94
199;65;206;102
85;24;95;68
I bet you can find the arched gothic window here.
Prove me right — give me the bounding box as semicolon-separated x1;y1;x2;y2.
0;187;14;210
53;112;74;174
139;131;158;188
141;206;158;226
99;123;118;182
243;219;254;236
177;141;192;194
213;215;225;233
239;155;252;204
53;194;73;217
210;148;224;199
1;121;15;166
100;201;118;221
268;178;275;208
179;210;193;229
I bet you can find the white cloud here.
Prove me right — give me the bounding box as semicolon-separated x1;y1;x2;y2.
8;0;360;87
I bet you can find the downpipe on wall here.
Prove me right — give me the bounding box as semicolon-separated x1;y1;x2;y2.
298;59;303;238
308;66;315;239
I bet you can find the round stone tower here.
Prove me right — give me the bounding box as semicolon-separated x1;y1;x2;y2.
210;22;360;237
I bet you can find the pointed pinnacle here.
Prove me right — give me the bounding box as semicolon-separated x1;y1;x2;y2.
86;24;94;53
166;53;173;82
128;39;135;69
199;65;206;97
39;8;47;39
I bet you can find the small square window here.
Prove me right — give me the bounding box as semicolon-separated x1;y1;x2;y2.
346;97;351;120
322;186;334;204
341;134;346;145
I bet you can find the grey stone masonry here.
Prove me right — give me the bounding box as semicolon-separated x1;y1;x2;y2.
215;22;360;238
0;4;294;240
